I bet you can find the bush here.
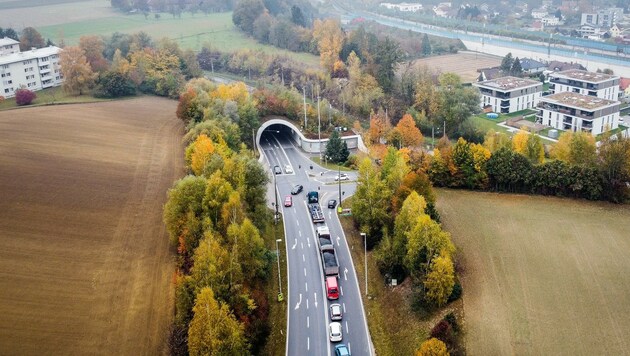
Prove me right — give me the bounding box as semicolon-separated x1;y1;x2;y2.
15;89;36;106
444;312;458;332
447;280;462;302
430;319;454;346
94;71;136;98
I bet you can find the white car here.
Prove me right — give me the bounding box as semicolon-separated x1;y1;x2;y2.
330;303;342;321
334;173;349;181
329;322;343;342
284;165;293;174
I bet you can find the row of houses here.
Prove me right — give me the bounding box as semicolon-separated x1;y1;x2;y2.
0;37;63;98
474;69;623;136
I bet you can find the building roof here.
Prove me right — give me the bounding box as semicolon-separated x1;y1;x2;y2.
519;58;546;70
540;91;618;111
552;69;619;83
0;37;19;47
619;77;630;90
0;46;61;66
547;61;585;71
474;76;541;91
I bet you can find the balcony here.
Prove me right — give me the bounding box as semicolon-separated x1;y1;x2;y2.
563;123;573;131
563;115;573;124
501;100;510;108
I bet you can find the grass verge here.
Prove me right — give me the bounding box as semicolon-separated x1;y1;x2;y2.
0;86;111;111
310;157;354;172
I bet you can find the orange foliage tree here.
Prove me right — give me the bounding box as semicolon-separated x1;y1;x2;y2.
396;114;424;147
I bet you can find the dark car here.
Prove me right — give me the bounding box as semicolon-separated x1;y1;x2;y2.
291;184;303;195
328;199;337;209
273;165;282;174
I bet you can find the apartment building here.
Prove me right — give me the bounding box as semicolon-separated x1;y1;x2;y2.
549;69;620;101
380;2;423;12
473;76;543;114
0;37;63;98
537;92;620;135
580;8;623;27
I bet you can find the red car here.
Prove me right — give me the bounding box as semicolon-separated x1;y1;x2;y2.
284;195;292;207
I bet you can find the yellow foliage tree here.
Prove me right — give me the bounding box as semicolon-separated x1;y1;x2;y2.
424;250;455;307
470;143;491;173
210;82;250;106
59;46;97;95
397;114;424;147
312;18;344;72
416;338;449;356
512;127;530;155
550;131;572;162
483;129;513;152
190;134;215;176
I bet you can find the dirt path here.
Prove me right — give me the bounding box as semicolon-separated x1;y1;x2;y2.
0;97;184;355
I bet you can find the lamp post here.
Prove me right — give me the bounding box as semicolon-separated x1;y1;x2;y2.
360;232;367;295
317;93;322;160
303;87;307;128
273;173;279;224
276;239;283;298
338;164;342;208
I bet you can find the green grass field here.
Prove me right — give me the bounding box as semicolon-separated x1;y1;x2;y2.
0;86;111;111
437;189;630;355
37;11;319;67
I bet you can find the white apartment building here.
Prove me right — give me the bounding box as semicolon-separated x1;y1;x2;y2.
549;69;620;101
581;8;623;27
537;91;619;135
473;76;543;114
0;37;63;98
380;2;423;12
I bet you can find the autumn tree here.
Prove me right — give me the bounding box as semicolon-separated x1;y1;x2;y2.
227;219;271;282
405;214;454;281
232;0;265;35
525;133;545;164
551;131;596;166
416;338;449;356
424;251;455;307
15;89;36;106
190;233;233;300
60;46;97;95
187;287;248;356
203;171;234;229
598;134;630;202
313;18;344;73
188;134;216;176
344;52;383;117
351;157;392;246
79;35;109;72
19;27;45;51
483;130;512;152
421;33;432;56
396;114;423;147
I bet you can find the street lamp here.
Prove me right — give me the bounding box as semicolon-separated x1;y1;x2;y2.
275;239;283;301
273;172;279;224
360;232;367;295
338;164;342;208
317;93;322;160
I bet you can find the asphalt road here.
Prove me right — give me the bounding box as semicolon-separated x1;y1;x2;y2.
259;129;371;356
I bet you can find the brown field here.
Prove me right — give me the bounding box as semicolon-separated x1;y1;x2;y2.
407;51;502;83
0;97;184;355
437;189;630;355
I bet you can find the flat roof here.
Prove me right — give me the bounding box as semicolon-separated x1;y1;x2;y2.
474;76;541;91
0;37;19;47
552;69;619;83
0;46;61;66
540;91;618;111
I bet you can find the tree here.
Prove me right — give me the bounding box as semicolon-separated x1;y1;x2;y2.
163;175;207;255
253;11;273;43
59;46;97;95
373;36;404;93
313;19;344;73
19;27;45;51
94;71;136;98
421;33;432;56
0;27;19;40
500;52;514;73
187;287;248;356
15;89;36;106
553;131;597;167
598;134;630;202
424;251;455;307
405;214;454;281
436;74;480;136
233;0;265;35
190;233;233;299
290;5;306;27
486;147;533;192
79;35;109;72
511;57;523;77
189;134;216;176
483;130;512;152
325;130;350;163
351;157;392;245
227;219;271;282
396;114;423;147
512;128;529;155
416;338;449;356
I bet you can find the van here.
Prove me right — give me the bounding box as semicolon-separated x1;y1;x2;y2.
326;276;339;300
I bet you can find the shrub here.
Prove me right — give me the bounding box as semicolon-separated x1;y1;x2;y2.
444;312;458;332
447;280;462;302
15;88;36;106
430;319;454;346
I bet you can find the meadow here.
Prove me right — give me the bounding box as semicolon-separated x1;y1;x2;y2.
437;189;630;355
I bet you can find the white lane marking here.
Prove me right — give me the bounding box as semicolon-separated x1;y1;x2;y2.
307;316;310;328
340;286;344;296
301;242;304;249
305;282;308;292
292;239;297;250
314;293;318;308
296;220;299;226
302;254;305;262
294;293;302;310
304;268;307;276
346;321;349;334
270;133;292;169
306;298;309;309
329;212;332;219
348;342;351;354
344;268;348;281
298;230;302;237
343;303;346;313
337;236;340;246
307;237;311;248
307;337;310;351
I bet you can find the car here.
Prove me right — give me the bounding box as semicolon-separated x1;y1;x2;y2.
329;303;342;321
284;195;292;207
273;165;282;174
334;173;349;181
291;184;303;195
284;165;293;174
329;322;342;342
335;344;351;356
328;199;337;209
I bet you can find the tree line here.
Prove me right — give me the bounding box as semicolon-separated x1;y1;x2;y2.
164;80;276;355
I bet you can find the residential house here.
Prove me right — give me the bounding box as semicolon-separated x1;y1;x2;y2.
620;78;630;99
541;16;561;26
547;61;586;72
380;2;423;12
473;76;543;114
477;67;505;82
519;58;547;74
549;69;620;101
0;38;63;98
537;92;620;135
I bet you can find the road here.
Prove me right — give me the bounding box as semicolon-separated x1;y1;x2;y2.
258;128;371;356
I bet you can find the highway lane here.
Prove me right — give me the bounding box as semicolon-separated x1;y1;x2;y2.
260;129;371;355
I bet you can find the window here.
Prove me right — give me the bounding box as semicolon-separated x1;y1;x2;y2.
4;88;9;93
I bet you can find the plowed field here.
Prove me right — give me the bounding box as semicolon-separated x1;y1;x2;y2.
0;97;184;355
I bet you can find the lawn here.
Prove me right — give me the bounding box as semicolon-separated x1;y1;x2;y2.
0;86;111;111
437;189;630;355
38;11;320;67
260;220;287;355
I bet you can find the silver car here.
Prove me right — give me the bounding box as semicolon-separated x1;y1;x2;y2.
329;322;342;342
330;303;342;321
